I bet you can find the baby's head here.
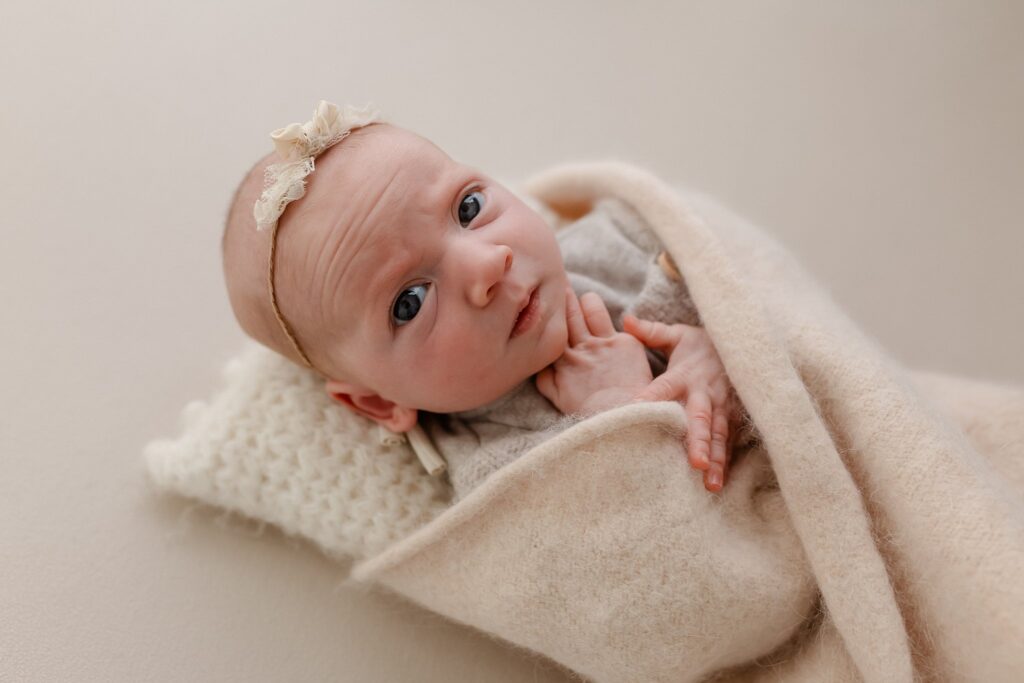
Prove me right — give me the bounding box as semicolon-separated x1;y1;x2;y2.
223;106;570;432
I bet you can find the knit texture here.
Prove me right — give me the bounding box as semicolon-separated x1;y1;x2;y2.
144;342;450;560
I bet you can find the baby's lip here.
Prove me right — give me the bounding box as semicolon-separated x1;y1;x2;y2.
510;284;538;338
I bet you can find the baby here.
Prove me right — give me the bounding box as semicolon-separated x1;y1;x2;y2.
223;102;745;500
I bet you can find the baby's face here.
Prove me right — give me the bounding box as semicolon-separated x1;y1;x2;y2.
283;125;570;424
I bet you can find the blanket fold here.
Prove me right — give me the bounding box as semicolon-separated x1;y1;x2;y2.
353;163;1024;682
354;402;820;682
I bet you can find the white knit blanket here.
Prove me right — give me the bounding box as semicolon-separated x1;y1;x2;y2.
349;163;1024;683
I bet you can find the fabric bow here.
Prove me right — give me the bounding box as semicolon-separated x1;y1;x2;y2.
253;100;380;231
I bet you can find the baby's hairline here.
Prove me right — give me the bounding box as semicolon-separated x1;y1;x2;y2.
221;123;403;380
223;121;394;252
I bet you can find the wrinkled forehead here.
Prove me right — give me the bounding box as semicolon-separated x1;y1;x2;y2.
305;124;454;215
275;124;464;340
278;124;456;263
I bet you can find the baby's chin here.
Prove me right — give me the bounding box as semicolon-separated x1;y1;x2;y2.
431;356;560;413
418;310;571;413
539;304;571;364
431;376;535;413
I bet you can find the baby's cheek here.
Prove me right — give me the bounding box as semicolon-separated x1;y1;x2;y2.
429;333;483;378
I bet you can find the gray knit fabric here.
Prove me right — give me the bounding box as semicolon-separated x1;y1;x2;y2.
423;198;699;501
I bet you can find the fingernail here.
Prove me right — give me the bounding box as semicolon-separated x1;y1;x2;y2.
708;472;722;488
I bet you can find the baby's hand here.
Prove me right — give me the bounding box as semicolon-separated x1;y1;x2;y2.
535;288;654;417
622;316;742;493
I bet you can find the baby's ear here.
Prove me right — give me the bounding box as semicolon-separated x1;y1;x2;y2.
324;380;419;433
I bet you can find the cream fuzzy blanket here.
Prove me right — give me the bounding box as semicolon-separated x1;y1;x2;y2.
351;163;1024;683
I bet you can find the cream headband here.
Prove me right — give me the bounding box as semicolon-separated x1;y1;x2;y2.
253;100;381;370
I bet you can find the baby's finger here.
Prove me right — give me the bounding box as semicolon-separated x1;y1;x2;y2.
705;411;730;492
579;292;616;338
622;315;682;354
684;391;713;471
534;366;557;403
564;286;589;346
632;373;685;403
723;421;736;484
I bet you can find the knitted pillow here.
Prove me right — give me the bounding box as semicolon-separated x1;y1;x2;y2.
143;341;452;561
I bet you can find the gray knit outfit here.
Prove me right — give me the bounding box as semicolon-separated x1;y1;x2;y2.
423;198;701;501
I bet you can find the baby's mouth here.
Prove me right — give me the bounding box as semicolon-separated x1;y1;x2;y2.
510;286;539;339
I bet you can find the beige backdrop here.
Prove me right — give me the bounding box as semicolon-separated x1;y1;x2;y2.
2;1;1022;681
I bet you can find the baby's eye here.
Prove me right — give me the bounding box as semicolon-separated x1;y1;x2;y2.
391;283;429;327
457;190;486;227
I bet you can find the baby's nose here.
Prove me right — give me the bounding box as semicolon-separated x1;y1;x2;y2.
468;244;513;308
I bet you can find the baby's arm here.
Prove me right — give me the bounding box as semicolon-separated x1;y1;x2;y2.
535;287;654;418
